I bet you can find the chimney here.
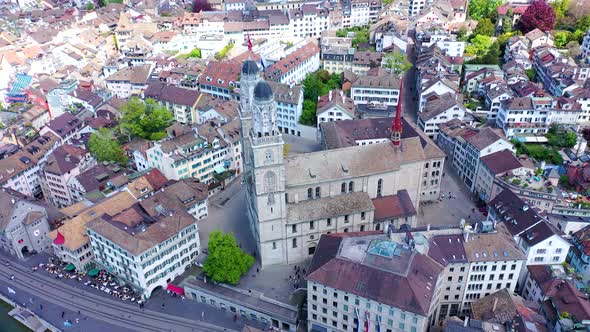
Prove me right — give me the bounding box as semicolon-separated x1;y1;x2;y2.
427;224;431;231
493;298;498;312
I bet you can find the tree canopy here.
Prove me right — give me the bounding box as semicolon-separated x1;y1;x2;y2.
192;0;213;12
518;0;556;33
382;51;412;76
203;231;254;285
336;26;370;48
468;0;502;21
546;125;577;148
465;35;493;57
474;18;496;36
88;128;128;164
119;97;174;141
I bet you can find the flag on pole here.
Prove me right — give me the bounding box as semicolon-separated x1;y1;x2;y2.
247;33;253;51
365;310;370;332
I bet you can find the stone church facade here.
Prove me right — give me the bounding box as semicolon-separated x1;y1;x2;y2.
238;60;445;267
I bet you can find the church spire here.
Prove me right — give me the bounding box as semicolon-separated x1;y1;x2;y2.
391;80;403;147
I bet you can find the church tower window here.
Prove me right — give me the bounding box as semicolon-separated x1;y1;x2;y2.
377;179;383;197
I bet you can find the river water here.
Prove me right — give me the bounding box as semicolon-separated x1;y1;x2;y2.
0;300;31;332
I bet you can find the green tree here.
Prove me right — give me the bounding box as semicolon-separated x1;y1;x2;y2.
554;31;571;48
382;51;412;76
468;0;502;21
86;2;95;10
502;8;514;33
188;48;201;58
203;231;254;285
98;0;106;6
88;128;128;164
465;35;493;56
576;16;590;32
457;26;468;41
551;0;570;23
215;43;234;60
525;68;537;81
336;26;370;48
474;18;496;36
119;98;174;141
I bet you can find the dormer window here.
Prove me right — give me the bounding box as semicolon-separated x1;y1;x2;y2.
206;76;212;82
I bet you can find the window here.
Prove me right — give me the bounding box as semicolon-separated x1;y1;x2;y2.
361;212;366;220
292;225;297;233
341;183;347;193
310;221;315;230
344;215;349;223
377;179;383;196
292;238;297;248
272;242;277;250
360;225;365;231
327;218;332;227
344;228;349;232
315;187;321;198
307;188;313;199
349;181;354;192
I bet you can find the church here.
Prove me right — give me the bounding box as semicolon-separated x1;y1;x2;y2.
238;59;446;267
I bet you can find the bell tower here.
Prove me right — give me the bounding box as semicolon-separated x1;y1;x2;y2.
391;80;404;148
245;80;288;267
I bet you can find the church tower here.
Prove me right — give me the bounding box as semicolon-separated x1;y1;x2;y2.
391;80;404;148
245;80;288;267
239;59;260;175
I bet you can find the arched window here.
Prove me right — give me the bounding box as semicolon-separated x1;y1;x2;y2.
341;183;347;193
315;186;321;198
307;188;313;199
377;179;383;197
349;181;354;192
264;171;276;192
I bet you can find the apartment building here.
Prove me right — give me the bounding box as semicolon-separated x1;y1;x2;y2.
42;145;95;208
450;127;513;191
488;189;571;288
67;163;133;203
429;224;526;319
306;232;444;332
0;189;54;260
289;4;330;39
265;41;320;85
198;60;241;100
418;78;458;113
40;113;84;145
144;82;201;124
473;149;531;203
409;0;434;16
105;64;153;99
496;96;550;138
350;72;401;107
417;93;466;140
582;27;590;61
0;133;61;197
316;90;355;128
566;226;590;284
267;82;304;136
49;191;137;271
322;47;355;74
87;200;200;299
146;125;237;183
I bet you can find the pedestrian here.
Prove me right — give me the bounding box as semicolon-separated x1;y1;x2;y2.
256;267;259;273
61;311;65;318
39;304;43;310
75;318;79;324
78;310;81;315
201;311;204;320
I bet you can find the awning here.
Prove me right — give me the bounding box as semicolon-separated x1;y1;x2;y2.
87;268;100;277
65;263;76;271
53;231;65;245
214;165;226;174
166;284;184;295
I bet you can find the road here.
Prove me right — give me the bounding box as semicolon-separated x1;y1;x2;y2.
0;260;239;332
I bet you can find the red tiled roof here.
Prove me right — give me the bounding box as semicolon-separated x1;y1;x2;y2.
371;190;417;221
144;168;168;190
265;42;320;81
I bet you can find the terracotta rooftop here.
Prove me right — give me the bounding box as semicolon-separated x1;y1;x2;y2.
371;190;417;222
307;232;444;316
